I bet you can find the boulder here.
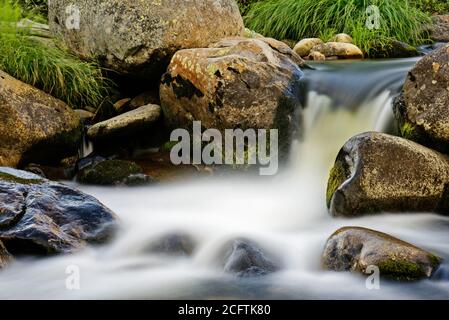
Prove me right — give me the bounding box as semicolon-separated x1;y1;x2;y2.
311;42;363;59
0;70;82;167
307;51;326;61
327;132;449;217
322;227;442;281
372;40;419;58
223;239;279;277
293;38;323;57
87;104;161;141
394;44;449;153
431;15;449;43
331;33;353;44
74;109;95;124
160;37;305;152
48;0;244;78
77;159;154;185
146;232;195;256
0;167;118;256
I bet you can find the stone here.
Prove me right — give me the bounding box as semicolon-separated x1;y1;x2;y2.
293;38;323;57
307;51;326;61
74;109;95;124
0;241;12;269
223;239;279;277
331;33;353;44
311;42;364;59
48;0;244;78
327;132;449;217
129;90;160;110
146;233;195;256
160;37;304;153
0;70;82;167
0;167;118;255
394;44;449;154
87;104;161;141
77;159;154;185
432;15;449;43
322;227;442;281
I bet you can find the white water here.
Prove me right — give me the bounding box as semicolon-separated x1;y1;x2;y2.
1;59;449;299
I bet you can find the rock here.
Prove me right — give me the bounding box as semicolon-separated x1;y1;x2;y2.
372;40;419;58
160;37;304;152
394;44;449;153
432;15;449;43
327;132;449;217
0;167;118;255
48;0;244;78
281;39;297;49
0;70;82;167
74;109;95;124
129;90;160;110
113;98;131;113
147;233;195;256
293;38;323;57
311;42;364;59
223;239;279;277
77;159;153;185
307;51;326;61
87;104;161;141
243;28;264;39
322;227;442;281
0;241;12;269
331;33;353;44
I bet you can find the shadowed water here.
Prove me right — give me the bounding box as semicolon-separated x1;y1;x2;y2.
1;58;448;299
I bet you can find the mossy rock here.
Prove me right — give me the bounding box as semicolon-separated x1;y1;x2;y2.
322;227;442;281
77;160;153;186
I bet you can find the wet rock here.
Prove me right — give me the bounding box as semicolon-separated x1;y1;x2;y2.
87;104;161;141
0;241;12;269
147;233;195;256
394;44;449;154
0;167;118;256
77;159;153;186
432;15;449;43
311;42;364;59
0;70;82;167
331;33;353;44
223;239;279;277
322;227;442;281
327;132;449;217
293;38;323;57
49;0;244;78
160;37;304;153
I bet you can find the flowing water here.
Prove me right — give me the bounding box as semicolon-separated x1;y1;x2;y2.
1;58;449;300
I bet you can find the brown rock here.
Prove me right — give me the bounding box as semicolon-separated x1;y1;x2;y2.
312;42;363;59
432;15;449;42
293;38;323;57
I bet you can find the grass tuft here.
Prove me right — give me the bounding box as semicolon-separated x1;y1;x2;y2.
244;0;432;56
0;0;112;109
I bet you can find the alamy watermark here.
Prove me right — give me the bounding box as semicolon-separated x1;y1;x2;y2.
169;121;279;176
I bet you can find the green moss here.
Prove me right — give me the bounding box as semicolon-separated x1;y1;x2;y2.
427;253;442;268
78;160;143;185
377;259;425;281
0;172;43;185
399;122;418;140
326;160;348;208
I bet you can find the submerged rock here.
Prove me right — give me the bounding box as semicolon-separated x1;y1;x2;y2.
147;233;195;256
48;0;244;78
160;37;304;153
223;239;279;277
322;227;442;281
77;159;153;186
0;70;82;167
311;42;363;59
432;15;449;43
0;167;118;257
87;104;161;141
293;38;323;57
327;132;449;217
394;44;449;154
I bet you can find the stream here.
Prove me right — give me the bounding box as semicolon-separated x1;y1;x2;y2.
1;57;449;299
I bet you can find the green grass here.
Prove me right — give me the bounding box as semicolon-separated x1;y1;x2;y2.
0;0;112;109
244;0;432;56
